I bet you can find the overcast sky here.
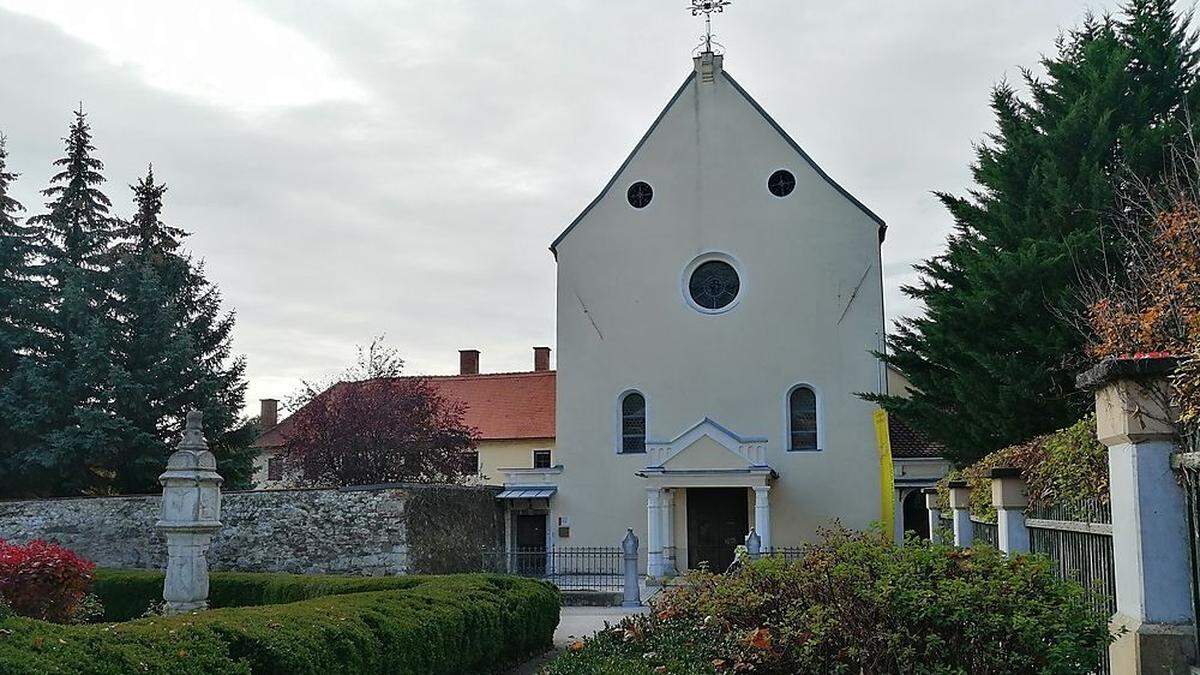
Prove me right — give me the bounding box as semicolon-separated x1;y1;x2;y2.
0;0;1125;414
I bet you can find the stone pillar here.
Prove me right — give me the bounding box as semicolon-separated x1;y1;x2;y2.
156;410;223;615
753;485;771;550
989;467;1029;554
660;489;677;577
645;488;662;580
621;528;641;608
923;488;942;544
744;528;761;560
1079;356;1195;673
948;480;973;547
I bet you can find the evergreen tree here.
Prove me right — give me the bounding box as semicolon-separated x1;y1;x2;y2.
0;135;42;494
15;108;128;494
869;1;1200;465
108;167;253;491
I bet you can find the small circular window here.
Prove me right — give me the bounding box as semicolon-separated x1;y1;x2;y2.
688;260;740;311
627;181;653;208
768;169;796;198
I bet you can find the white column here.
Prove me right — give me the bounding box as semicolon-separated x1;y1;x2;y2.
753;485;771;550
645;488;662;579
660;489;676;576
923;488;942;544
948;480;973;547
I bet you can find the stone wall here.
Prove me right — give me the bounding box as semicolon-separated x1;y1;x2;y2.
0;483;502;576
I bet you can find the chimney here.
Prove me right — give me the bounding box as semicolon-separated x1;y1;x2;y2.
260;398;278;428
459;349;480;375
533;347;551;372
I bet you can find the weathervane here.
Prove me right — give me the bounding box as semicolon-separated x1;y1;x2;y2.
690;0;732;54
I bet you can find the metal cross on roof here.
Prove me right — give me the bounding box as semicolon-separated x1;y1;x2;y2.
689;0;732;54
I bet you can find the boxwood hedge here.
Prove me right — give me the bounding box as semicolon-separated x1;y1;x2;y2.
91;568;434;621
0;573;559;675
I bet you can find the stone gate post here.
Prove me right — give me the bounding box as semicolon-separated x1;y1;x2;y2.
156;410;223;615
948;480;973;547
923;488;942;544
989;467;1028;554
622;528;641;608
1079;356;1196;673
744;527;761;559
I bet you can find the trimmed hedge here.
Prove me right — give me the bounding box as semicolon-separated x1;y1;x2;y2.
92;568;427;621
0;573;559;674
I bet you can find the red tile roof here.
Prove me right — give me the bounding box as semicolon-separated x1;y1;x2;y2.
253;370;556;449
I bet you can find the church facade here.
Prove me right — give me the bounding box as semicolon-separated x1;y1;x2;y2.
254;51;949;577
501;52;894;576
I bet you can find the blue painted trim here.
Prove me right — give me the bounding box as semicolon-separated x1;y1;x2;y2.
549;72;698;256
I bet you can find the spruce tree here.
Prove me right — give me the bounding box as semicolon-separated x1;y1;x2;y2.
108;167;254;491
16;108;128;494
0;135;42;494
869;1;1200;465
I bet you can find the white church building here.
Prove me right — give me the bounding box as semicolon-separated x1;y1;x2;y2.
256;50;949;577
502;50;942;577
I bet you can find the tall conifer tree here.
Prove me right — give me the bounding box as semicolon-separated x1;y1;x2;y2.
870;0;1200;464
16;108;128;494
0;135;42;493
109;167;253;491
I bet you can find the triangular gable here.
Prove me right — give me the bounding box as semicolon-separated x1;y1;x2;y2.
548;64;886;256
721;71;886;236
646;417;769;469
548;71;696;256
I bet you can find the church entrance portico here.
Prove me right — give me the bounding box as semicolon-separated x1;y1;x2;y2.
637;418;777;580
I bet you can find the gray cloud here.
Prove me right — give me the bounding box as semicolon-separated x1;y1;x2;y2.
0;1;1118;411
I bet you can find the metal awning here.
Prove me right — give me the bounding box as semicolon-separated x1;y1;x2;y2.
496;486;557;500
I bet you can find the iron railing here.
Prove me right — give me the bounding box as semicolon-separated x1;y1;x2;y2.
1026;499;1115;675
1173;451;1200;666
482;547;623;591
971;518;999;548
762;546;804;562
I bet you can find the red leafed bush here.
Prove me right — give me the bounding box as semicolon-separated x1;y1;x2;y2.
0;540;95;622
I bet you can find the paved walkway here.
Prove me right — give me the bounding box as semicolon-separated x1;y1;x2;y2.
510;605;650;674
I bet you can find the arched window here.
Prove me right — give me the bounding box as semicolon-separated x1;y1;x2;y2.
788;386;818;451
621;392;646;453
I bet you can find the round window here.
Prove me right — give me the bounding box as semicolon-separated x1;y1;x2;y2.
688;260;740;310
627;181;653;208
768;169;796;198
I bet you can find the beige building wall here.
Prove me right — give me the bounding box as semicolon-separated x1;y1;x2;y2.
549;54;887;572
251;439;556;489
478;439;555;484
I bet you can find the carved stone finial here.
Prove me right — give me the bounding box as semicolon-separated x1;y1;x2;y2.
178;410;208;451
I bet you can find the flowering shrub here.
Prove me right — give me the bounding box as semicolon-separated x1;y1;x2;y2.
0;540;96;623
547;527;1111;674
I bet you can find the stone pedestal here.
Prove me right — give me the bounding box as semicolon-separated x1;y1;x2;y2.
1079;357;1196;673
989;467;1028;554
621;529;641;608
156;410;223;615
948;480;973;547
923;488;942;544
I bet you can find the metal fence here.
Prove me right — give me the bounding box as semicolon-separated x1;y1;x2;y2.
482;547;623;591
762;546;804;562
1173;451;1200;664
1026;498;1115;675
971;518;999;548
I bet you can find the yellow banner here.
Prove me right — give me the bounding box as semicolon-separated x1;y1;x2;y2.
872;408;895;543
